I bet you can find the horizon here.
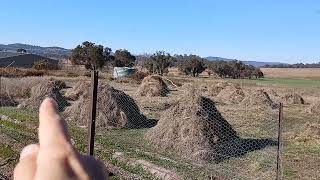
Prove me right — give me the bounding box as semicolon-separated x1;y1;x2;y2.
1;0;319;64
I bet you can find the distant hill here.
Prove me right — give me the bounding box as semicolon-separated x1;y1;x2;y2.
0;43;71;59
0;52;57;68
205;56;287;67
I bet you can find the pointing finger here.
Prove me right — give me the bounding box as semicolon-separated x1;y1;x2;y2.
38;98;71;151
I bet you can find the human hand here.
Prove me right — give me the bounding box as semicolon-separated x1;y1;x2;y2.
14;98;108;180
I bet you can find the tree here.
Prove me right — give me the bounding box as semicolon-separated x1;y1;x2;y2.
145;51;172;75
136;54;151;71
70;41;113;70
17;48;27;53
207;60;263;79
178;55;206;77
113;49;136;67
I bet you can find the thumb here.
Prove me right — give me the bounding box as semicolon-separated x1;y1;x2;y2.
14;144;39;180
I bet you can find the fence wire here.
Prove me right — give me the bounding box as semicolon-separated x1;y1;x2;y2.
0;74;319;179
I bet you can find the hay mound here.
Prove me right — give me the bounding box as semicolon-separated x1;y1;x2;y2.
281;93;305;104
180;83;197;92
262;89;280;102
65;84;149;129
210;82;233;96
136;75;169;97
145;89;238;162
215;84;245;104
0;95;17;107
48;78;67;90
295;123;320;144
305;102;320;114
241;90;276;108
64;81;90;101
19;80;68;111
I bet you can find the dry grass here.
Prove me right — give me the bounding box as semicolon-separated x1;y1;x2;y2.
1;77;50;98
65;84;150;129
261;68;320;80
241;89;276;109
136;75;169;97
19;80;69;112
145;88;238;163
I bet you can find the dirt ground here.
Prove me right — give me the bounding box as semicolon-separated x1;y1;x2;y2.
0;72;319;179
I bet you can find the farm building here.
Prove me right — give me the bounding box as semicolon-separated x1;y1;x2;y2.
0;51;57;68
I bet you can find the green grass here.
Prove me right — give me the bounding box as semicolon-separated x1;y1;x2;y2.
0;143;15;160
0;107;36;122
0;119;32;133
285;142;320;156
229;78;320;87
257;78;320;87
283;166;298;178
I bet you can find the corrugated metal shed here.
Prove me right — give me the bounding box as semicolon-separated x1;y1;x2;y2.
113;67;136;78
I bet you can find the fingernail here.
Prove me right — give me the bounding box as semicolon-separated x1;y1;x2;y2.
20;145;38;160
46;97;58;107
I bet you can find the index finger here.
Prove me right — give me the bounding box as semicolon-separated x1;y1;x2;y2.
38;98;71;150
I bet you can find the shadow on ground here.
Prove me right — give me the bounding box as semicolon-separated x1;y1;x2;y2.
212;138;278;163
200;97;278;163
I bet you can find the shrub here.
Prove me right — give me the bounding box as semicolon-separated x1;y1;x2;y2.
24;69;45;76
33;60;59;70
127;71;149;84
0;68;44;77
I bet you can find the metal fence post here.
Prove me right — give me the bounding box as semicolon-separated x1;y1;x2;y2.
276;102;283;180
87;70;99;155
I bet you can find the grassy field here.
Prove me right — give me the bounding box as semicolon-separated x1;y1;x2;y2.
0;106;279;179
0;71;319;179
229;78;320;87
261;68;320;80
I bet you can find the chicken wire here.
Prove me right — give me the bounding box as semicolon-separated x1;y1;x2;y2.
0;76;283;180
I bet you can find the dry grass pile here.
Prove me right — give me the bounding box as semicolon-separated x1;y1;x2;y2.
136;75;169;97
0;95;17;106
64;81;90;101
65;84;148;128
241;90;276;108
294;123;320;144
305;102;320;114
263;89;280;99
210;82;233;96
48;78;67;90
145;89;238;162
281;93;305;105
2;77;49;98
214;83;245;104
180;83;195;91
19;80;69;111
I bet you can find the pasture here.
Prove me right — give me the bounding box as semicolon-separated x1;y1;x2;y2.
0;68;319;179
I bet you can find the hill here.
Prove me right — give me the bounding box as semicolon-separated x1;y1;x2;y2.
205;56;287;67
0;43;71;59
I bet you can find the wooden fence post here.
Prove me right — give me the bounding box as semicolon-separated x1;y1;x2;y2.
87;70;99;155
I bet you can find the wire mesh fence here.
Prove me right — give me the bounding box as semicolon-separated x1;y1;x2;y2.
0;73;319;179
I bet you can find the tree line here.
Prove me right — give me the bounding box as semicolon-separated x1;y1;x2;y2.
263;62;320;68
70;41;263;79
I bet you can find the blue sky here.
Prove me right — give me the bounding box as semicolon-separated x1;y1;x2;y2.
0;0;319;63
